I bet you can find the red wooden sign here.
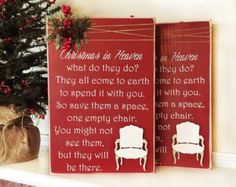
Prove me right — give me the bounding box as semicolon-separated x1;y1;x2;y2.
48;18;155;173
156;22;212;168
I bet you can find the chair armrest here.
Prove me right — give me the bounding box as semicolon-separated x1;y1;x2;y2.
143;139;148;153
114;139;120;151
172;134;177;146
199;135;205;148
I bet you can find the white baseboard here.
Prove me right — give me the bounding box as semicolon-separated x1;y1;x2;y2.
40;134;236;169
213;152;236;169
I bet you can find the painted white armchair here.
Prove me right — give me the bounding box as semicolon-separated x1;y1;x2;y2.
114;125;148;171
172;121;205;166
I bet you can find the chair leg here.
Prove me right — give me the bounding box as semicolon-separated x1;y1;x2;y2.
200;151;204;167
120;157;123;166
196;153;199;161
116;156;120;170
177;152;180;160
143;156;147;171
173;149;177;164
139;158;142;166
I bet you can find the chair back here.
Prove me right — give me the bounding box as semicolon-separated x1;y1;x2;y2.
119;125;143;148
176;121;200;144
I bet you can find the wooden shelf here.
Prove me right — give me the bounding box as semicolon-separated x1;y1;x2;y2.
0;147;105;187
1;146;236;187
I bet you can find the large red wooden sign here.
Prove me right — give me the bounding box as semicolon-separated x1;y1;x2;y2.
156;22;212;168
48;18;155;173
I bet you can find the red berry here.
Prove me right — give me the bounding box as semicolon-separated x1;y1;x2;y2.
40;114;45;119
61;4;72;17
30;109;35;114
47;0;56;4
3;37;12;44
25;19;32;24
0;0;6;6
21;80;29;87
63;38;72;51
63;18;72;29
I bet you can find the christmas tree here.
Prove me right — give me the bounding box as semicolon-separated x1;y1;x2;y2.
0;0;59;116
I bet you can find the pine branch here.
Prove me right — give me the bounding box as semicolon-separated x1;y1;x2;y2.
0;0;59;113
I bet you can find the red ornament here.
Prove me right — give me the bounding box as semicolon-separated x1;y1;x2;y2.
25;19;32;24
1;80;5;86
21;80;29;87
63;38;72;51
0;0;6;6
63;18;72;29
61;4;71;17
3;37;12;44
4;87;11;94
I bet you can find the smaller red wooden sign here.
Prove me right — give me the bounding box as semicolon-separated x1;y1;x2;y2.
156;22;212;168
48;18;155;173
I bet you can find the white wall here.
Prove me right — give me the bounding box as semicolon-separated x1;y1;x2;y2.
41;0;236;154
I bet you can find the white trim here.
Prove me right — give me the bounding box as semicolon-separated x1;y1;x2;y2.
213;152;236;169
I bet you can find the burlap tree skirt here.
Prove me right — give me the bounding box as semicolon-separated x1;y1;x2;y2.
0;179;33;187
0;106;40;164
